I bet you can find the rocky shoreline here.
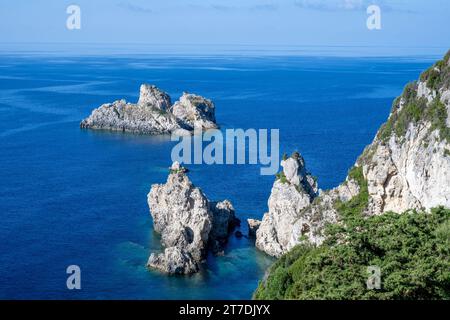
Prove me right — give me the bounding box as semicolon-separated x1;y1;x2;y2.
80;84;218;135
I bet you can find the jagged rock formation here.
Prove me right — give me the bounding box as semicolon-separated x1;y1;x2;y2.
253;51;450;258
255;153;319;257
80;84;218;134
147;162;238;275
170;93;217;130
137;84;171;110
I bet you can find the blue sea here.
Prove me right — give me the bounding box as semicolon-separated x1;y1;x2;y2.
0;53;436;299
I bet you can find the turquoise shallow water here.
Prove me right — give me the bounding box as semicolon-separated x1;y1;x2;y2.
0;54;434;299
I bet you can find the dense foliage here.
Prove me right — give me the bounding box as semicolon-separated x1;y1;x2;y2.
254;207;450;300
420;50;450;91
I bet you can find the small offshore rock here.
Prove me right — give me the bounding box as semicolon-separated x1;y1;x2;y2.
147;247;199;275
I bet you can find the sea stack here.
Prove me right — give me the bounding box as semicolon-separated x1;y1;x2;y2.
255;152;321;257
147;162;239;275
80;84;218;135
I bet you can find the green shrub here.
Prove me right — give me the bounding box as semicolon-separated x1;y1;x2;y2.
426;99;450;143
444;149;450;157
334;166;368;220
169;167;188;174
275;171;288;184
254;207;450;300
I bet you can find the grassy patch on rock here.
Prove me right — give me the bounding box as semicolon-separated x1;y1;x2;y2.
334;166;369;220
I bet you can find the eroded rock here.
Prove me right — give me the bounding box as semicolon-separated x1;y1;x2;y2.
255;153;319;257
170;93;217;130
147;163;238;274
81;85;218;134
138;84;171;111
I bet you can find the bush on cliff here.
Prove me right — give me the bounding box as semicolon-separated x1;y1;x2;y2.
378;50;450;143
254;207;450;300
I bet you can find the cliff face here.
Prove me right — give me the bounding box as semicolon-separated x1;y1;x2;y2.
147;162;238;275
255;51;450;257
362;55;450;214
255;154;321;257
80;84;217;135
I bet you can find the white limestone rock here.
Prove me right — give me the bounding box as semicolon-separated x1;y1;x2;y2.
147;163;238;274
80;98;180;134
247;219;261;237
170;93;217;130
138;84;171;111
281;158;300;186
363;123;450;215
81;85;218;135
148;169;211;264
255;153;319;257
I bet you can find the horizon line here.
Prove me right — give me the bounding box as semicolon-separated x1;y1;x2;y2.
0;42;447;59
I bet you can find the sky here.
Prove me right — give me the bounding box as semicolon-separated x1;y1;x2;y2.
0;0;449;55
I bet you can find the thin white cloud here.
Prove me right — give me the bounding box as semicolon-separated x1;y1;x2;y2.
117;2;153;14
294;0;388;11
189;1;278;12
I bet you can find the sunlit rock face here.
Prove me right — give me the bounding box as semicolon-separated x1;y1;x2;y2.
147;162;238;275
255;153;320;257
80;85;218;135
170;92;217;130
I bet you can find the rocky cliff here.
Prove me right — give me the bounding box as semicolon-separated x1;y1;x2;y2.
147;162;239;274
80;84;217;135
255;153;321;257
255;51;450;257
